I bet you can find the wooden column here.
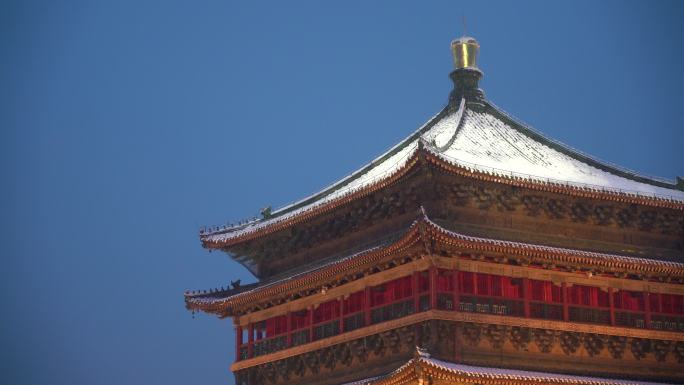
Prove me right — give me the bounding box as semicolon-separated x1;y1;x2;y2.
644;292;652;329
413;271;420;312
286;311;292;347
522;277;530;318
308;306;314;343
235;325;243;360
658;293;663;313
429;266;438;310
608;287;616;326
364;286;372;326
247;322;254;358
452;268;460;312
473;273;479;296
562;282;569;322
338;298;344;334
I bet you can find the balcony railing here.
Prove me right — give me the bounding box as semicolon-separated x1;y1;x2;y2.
343;312;365;332
651;314;684;331
235;270;684;361
437;293;454;310
239;346;248;361
253;335;287;357
313;320;340;341
569;306;610;325
459;295;525;317
615;310;645;329
291;329;309;347
530;301;563;320
371;298;414;324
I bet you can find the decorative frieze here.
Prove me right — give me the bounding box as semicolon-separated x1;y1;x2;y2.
533;329;556;353
224;172;682;279
606;335;626;359
237;320;684;385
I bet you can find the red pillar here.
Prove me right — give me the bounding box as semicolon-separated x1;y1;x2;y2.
562;282;569;321
247;322;254;358
452;268;460;311
413;271;420;312
608;288;616;326
658;293;663;313
522;278;530;318
644;292;652;329
308;306;314;343
338;298;344;334
235;325;243;360
364;286;372;326
429;266;438;310
473;273;479;296
286;312;292;347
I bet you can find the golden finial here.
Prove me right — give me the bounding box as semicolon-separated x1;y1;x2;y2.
451;35;480;70
451;18;479;70
448;22;484;107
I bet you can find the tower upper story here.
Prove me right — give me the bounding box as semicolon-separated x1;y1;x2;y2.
192;35;683;282
185;35;684;385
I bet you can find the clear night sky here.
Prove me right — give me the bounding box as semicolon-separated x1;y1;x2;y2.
2;1;683;384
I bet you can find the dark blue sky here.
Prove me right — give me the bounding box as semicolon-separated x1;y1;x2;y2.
2;1;683;384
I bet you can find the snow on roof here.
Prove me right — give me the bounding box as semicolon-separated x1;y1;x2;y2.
344;353;672;385
202;99;683;245
433;108;684;200
419;356;671;385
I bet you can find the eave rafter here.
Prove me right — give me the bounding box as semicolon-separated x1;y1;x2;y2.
186;211;684;318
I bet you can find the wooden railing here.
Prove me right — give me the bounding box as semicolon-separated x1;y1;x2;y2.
253;335;287;357
651;314;684;331
615;309;646;329
371;298;415;324
529;301;563;320
459;295;525;317
343;311;365;333
568;305;611;325
313;320;340;341
291;329;309;347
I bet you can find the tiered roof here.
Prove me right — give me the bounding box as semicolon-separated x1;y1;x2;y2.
186;210;684;316
201;97;684;249
188;35;684;385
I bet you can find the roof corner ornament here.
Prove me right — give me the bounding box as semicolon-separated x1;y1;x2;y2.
414;345;431;359
676;176;684;191
230;279;241;289
413;346;431;385
260;205;272;219
449;35;485;109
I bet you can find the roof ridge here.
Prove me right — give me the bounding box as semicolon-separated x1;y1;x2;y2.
200;107;450;239
268;106;450;218
428;97;466;152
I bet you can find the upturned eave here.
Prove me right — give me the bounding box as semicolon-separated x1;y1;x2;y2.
186;210;684;318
